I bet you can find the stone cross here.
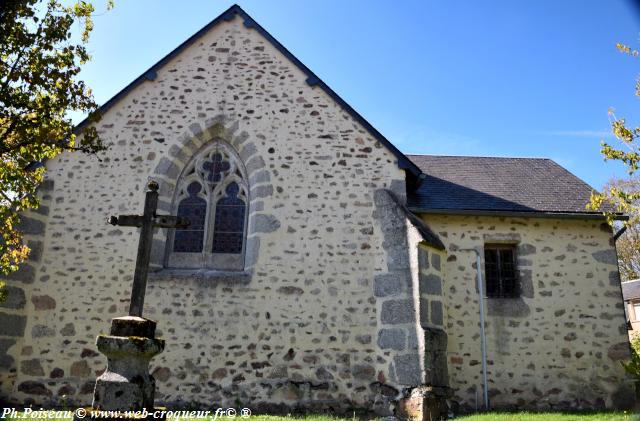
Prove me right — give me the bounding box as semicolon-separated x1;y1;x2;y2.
108;180;189;317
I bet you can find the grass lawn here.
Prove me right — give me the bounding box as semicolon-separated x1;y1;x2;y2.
453;412;637;420
186;412;640;421
252;413;637;421
3;411;638;421
248;417;348;421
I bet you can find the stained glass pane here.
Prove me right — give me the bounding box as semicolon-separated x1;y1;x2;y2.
173;182;207;253
202;153;230;184
212;182;245;254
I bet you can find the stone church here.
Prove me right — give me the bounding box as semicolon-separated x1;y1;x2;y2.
0;4;633;416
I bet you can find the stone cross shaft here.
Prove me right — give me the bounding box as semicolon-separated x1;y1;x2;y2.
108;181;189;317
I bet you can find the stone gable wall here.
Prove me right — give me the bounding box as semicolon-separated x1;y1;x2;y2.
421;214;634;412
0;15;407;412
0;181;54;400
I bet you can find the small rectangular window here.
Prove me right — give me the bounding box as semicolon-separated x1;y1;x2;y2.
634;303;640;322
484;244;518;298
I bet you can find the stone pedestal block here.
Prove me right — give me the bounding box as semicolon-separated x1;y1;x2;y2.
110;316;157;337
396;386;451;421
91;317;165;411
424;328;449;387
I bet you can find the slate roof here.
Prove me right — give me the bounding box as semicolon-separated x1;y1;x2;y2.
74;4;421;177
622;279;640;301
407;155;607;216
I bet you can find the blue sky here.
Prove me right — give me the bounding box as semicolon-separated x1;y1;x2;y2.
76;0;640;189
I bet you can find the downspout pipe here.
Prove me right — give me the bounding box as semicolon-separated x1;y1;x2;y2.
460;247;489;410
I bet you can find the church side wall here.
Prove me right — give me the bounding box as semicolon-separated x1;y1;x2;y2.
421;214;634;412
0;15;408;412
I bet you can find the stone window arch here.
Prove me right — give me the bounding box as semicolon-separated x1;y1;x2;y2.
167;140;249;271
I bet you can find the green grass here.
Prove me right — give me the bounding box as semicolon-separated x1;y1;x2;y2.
247;417;346;421
454;411;638;421
3;411;638;421
205;412;638;421
180;412;638;421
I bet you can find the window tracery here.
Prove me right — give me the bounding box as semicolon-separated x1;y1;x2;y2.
168;141;248;270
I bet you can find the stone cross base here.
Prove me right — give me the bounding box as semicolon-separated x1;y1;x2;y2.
396;386;451;421
91;316;165;412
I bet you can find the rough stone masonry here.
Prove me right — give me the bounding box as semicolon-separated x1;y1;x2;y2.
0;5;633;416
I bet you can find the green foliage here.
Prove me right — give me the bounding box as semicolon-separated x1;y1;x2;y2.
0;281;6;303
623;335;640;381
617;223;640;281
0;0;112;276
1;412;634;421
455;411;634;420
595;178;640;280
588;43;640;225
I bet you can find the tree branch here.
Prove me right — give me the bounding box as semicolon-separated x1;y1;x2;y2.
0;7;48;94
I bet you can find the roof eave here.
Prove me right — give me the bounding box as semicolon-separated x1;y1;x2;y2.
409;208;628;221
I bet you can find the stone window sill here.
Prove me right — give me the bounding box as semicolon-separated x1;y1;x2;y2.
486;296;530;317
148;268;251;287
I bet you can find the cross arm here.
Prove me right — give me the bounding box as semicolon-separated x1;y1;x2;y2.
154;215;190;229
107;214;189;229
108;215;144;227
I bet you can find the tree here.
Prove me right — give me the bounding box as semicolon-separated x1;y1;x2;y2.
623;335;640;383
598;178;640;280
0;0;112;291
589;43;640;228
617;224;640;281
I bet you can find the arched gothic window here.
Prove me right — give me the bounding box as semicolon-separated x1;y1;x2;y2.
168;141;248;271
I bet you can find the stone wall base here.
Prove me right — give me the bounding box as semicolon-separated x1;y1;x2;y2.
396;386;451;421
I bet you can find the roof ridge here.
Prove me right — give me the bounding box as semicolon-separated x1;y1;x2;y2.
73;3;422;177
407;154;553;160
